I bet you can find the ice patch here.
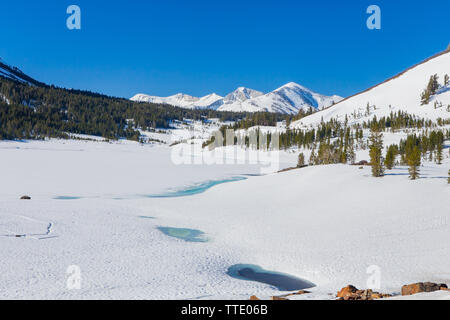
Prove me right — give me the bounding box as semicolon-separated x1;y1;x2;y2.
146;177;247;198
227;264;315;291
157;227;208;243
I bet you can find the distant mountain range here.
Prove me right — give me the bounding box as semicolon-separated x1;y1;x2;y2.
131;83;342;115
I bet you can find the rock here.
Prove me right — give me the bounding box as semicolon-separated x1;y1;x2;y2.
401;282;448;296
360;289;373;300
281;290;311;298
249;295;260;300
20;195;31;200
292;290;310;295
337;285;358;299
337;285;391;300
271;296;288;301
371;293;382;299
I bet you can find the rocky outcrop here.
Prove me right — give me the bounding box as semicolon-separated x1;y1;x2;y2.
336;285;392;300
401;282;448;296
20;195;31;200
249;295;260;300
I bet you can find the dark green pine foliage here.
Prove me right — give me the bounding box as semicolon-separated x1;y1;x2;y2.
436;141;443;164
407;146;421;180
384;144;398;170
420;74;440;105
369;128;384;177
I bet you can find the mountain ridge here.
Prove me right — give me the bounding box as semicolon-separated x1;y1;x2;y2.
131;83;342;115
0;60;47;87
291;49;450;128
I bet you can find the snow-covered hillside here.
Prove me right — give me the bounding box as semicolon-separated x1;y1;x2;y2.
0;60;45;87
292;50;450;128
131;83;341;114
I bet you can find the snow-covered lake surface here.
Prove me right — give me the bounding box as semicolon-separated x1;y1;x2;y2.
0;139;449;300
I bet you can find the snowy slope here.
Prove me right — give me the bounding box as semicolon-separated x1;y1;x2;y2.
292;50;450;128
0;60;46;87
0;139;448;299
131;93;203;109
131;83;341;114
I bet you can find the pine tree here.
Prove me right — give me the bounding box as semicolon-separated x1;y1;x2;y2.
445;74;449;86
369;129;384;177
384;144;398;170
429;74;440;94
407;146;421;180
436;141;443;165
297;153;305;168
421;74;440;105
347;138;356;164
309;145;317;165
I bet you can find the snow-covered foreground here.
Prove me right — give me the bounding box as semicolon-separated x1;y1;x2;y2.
0;139;449;300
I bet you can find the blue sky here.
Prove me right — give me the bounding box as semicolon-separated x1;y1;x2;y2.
1;0;449;99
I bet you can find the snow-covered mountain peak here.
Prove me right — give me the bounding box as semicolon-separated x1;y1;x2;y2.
224;87;264;103
169;93;199;103
275;82;308;91
131;83;341;114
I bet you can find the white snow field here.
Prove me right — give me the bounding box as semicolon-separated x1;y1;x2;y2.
0;138;449;300
292;49;450;128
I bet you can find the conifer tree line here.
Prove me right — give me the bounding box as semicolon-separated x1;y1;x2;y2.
214;111;448;154
0;76;296;141
209;111;449;182
368;129;446;180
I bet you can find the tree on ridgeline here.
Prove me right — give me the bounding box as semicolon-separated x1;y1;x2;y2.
369;128;384;177
420;74;440;105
